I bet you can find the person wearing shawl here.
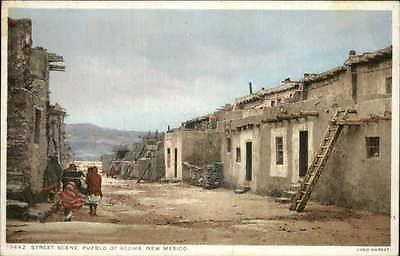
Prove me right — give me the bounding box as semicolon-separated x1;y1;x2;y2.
86;166;102;216
43;156;63;202
62;163;85;192
59;182;85;221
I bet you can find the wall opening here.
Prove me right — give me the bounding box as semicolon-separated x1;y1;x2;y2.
34;108;41;144
226;137;231;152
245;142;252;181
174;148;178;177
236;147;241;162
299;131;309;177
351;67;357;102
386;77;392;94
366;137;380;158
167;148;171;168
275;136;284;165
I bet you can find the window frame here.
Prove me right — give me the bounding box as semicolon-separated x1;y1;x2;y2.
236;147;241;162
167;148;171;168
366;137;380;158
386;76;392;94
226;137;231;153
34;108;41;144
275;136;284;165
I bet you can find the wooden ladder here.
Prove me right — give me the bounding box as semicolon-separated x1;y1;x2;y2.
289;108;356;212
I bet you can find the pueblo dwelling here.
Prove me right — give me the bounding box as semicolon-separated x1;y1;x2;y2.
164;46;392;214
7;18;72;218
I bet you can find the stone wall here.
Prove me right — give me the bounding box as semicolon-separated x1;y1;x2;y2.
48;104;71;168
7;18;69;208
7;18;34;201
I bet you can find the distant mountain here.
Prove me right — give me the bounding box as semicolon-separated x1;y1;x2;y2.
65;123;146;161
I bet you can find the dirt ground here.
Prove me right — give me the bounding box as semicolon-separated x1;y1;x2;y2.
6;177;390;245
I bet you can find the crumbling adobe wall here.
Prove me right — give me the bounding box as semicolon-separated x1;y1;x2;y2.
182;131;221;167
164;130;222;180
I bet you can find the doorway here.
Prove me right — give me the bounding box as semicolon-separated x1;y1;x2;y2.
245;142;252;181
299;131;308;177
174;148;178;178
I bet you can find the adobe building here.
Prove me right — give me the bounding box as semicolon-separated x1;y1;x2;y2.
164;111;225;180
48;103;73;168
102;132;165;181
165;46;392;214
7;18;69;214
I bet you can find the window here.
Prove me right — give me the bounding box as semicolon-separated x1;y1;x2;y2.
386;77;392;94
271;100;275;107
236;147;241;162
226;137;231;152
276;137;284;165
34;109;41;144
277;98;281;104
366;137;380;158
167;148;171;168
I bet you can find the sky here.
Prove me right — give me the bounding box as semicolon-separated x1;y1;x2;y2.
9;9;392;131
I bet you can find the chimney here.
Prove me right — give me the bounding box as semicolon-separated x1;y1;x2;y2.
349;50;356;56
249;81;253;94
282;77;291;83
167;125;170;131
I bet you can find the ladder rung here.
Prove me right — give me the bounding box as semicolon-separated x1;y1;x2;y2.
289;110;347;212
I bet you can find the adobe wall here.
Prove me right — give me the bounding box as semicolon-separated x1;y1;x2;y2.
164;130;222;179
314;98;391;213
164;132;182;179
222;72;392;212
356;59;392;101
304;59;391;104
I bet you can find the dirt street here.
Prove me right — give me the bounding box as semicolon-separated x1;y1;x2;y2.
6;177;390;245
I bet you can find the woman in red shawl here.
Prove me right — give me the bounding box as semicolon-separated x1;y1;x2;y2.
86;166;102;216
59;182;85;221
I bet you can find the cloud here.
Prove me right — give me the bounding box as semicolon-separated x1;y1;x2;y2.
10;9;391;131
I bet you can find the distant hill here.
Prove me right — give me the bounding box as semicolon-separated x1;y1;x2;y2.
65;123;146;161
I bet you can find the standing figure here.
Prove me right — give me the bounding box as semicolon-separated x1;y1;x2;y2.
43;156;63;202
108;165;116;178
86;166;103;216
62;163;85;193
58;182;85;221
